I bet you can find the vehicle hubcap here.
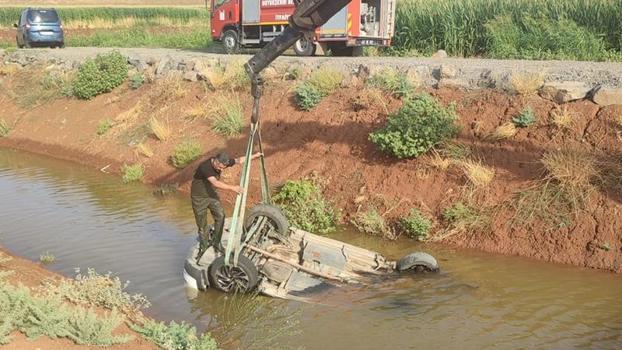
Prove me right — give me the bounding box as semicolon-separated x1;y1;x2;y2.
215;265;250;292
225;35;236;49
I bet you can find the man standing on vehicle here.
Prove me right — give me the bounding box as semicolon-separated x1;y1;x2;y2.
192;152;261;261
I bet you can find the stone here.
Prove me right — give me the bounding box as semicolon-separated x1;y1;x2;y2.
183;71;198;82
436;78;471;90
591;86;622;106
155;56;172;76
193;58;219;72
405;67;420;87
128;55;148;71
432;49;448;59
439;64;457;79
146;57;157;66
539;81;593;103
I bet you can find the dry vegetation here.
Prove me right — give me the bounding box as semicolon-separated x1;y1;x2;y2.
488;121;517;140
550;106;574;129
458;159;495;188
510;71;545;95
149;117;171;141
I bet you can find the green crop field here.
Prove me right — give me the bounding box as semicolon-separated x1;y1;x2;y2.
392;0;622;61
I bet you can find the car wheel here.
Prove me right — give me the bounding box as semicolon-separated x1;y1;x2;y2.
59;42;65;48
24;40;31;49
208;254;259;293
221;29;239;54
244;204;290;243
294;37;316;56
397;252;439;273
16;38;23;49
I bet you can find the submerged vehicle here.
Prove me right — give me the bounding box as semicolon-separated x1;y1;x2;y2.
184;204;439;300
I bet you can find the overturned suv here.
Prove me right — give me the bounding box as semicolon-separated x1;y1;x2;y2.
184;204;439;301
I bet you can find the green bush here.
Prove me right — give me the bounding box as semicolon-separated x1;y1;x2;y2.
442;202;489;234
129;72;145;89
273;179;338;234
73;51;128;100
512;107;536;128
295;68;343;110
0;119;10;137
210;97;244;136
171;140;202;169
352;208;395;239
130;319;217;350
295;83;323;111
42;268;150;314
369;94;458;158
121;163;144;183
367;68;414;97
96;119;114;135
0;281;131;346
400;208;432;240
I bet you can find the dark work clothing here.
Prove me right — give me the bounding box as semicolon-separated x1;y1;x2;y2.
192;195;224;246
191;157;236;252
192;158;236;199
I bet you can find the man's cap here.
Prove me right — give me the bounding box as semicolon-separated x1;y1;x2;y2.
215;152;230;164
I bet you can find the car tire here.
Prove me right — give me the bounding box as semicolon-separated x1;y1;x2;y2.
244;204;290;239
396;252;439;272
294;37;316;56
221;29;239;54
208;254;259;293
59;42;65;49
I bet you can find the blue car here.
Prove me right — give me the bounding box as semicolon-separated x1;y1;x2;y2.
14;8;64;48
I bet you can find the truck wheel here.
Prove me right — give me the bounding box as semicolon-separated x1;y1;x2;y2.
221;30;239;54
209;254;259;293
397;252;439;273
245;204;290;242
294;37;316;56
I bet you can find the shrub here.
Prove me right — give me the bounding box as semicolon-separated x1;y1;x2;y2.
42;268;150;314
129;72;145;89
512;108;536;128
208;95;244;136
295;83;323;111
0;119;10;137
400;209;432;240
130;319;217;350
171;140;202;168
550;106;573;129
39;251;55;265
121;163;144;183
295;68;343;110
369;94;458;158
73;51;128;99
96;119;114;135
441;202;489;235
273;179;338;234
352;208;396;240
367;68;414;97
510;71;544;95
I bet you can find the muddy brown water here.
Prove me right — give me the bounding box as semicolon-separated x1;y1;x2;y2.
0;148;621;349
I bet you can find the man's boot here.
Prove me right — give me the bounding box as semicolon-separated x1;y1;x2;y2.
195;231;211;265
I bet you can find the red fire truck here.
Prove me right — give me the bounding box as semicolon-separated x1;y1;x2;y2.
209;0;396;56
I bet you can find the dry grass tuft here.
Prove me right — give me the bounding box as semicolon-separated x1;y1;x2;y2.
0;63;19;76
614;114;622;127
510;71;545;95
149;117;171;141
185;103;208;120
488;122;517;140
136;143;154;158
458;159;495;187
150;73;186;102
425;151;451;171
541;149;597;194
550;106;574;129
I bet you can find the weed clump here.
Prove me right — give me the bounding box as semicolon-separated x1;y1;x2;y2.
489;122;517;140
129;72;145;89
171;140;202;168
73;51;128;100
512;107;536;128
295;68;343;110
441;202;489;236
121;163;144;183
400;208;432;241
208;95;244;136
0;119;10;137
130;319;217;350
458;159;495;187
367;68;414;97
96;119;114;135
149;117;171;141
39;251;55;265
369;94;458;158
273;179;338;234
352;208;395;240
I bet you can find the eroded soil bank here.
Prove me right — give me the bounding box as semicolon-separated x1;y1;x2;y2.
0;52;621;273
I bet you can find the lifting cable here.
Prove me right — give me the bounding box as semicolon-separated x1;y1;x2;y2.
224;76;271;267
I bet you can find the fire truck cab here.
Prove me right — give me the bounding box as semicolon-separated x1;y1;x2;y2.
210;0;396;56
